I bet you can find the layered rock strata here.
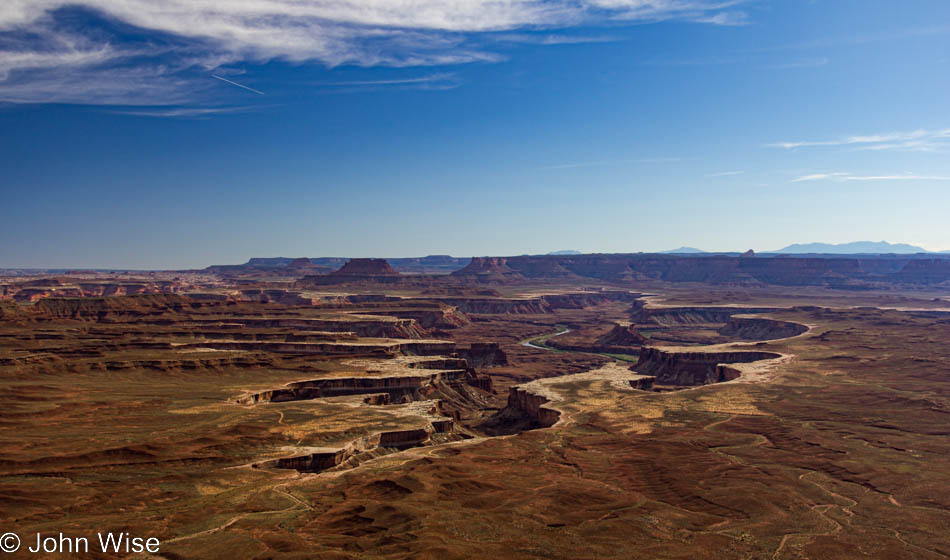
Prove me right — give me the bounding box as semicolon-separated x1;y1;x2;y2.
633;347;782;386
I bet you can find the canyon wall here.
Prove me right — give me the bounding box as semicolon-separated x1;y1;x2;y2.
717;316;808;341
633;347;782;386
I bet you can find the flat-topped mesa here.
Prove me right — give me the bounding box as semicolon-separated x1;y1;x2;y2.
296;258;411;286
633;346;782;386
332;258;401;276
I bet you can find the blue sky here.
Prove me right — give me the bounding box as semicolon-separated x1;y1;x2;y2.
2;1;949;268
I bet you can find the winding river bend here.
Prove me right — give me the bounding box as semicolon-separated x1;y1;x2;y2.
520;325;639;362
520;326;571;350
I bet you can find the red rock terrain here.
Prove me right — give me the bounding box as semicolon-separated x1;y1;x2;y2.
2;274;950;559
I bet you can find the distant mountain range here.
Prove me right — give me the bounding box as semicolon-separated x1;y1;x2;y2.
660;247;707;254
546;250;582;255
771;241;931;254
658;241;949;255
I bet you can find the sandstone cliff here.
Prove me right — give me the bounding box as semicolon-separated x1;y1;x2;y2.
633;347;782;386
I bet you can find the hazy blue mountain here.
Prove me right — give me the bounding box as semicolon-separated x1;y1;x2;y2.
547;250;582;255
773;241;928;254
661;247;706;254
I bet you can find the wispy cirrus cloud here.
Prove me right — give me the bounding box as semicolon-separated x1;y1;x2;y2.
107;105;265;118
540;160;611;170
770;128;950;152
491;33;623;45
0;0;751;106
790;172;950;183
705;170;743;177
314;72;458;89
768;57;828;69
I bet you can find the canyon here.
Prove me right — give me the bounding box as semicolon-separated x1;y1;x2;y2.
2;256;950;559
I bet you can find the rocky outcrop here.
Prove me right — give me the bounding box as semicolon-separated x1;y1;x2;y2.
363;393;391;405
629;376;655;390
633;347;782;386
456;342;508;367
502;386;561;429
272;449;347;472
718;317;808;341
237;368;485;405
382;305;470;329
265;421;460;473
595;324;649;347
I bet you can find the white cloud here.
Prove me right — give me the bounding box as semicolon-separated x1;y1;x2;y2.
0;0;749;105
770;128;950;152
790;172;950;183
492;33;623;45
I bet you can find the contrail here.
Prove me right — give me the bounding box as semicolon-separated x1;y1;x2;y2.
211;74;265;95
